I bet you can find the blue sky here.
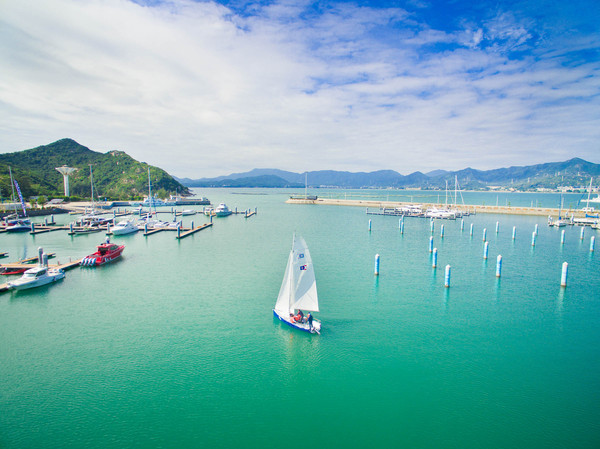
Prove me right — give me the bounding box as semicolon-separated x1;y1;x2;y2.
1;0;599;177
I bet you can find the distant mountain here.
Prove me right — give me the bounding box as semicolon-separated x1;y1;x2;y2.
176;168;304;185
188;175;303;188
430;158;600;189
0;138;189;199
425;169;448;177
180;158;600;190
181;169;432;188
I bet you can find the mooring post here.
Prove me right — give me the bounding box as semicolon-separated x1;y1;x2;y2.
560;262;568;287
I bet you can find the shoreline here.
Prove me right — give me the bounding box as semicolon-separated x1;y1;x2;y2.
286;197;593;217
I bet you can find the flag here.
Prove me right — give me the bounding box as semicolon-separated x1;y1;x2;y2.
14;179;27;216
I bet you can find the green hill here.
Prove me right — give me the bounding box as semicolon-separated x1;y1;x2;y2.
0;139;189;200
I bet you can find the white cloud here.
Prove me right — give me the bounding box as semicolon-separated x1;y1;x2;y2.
0;0;599;177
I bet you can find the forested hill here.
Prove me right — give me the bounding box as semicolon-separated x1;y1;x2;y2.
0;139;189;200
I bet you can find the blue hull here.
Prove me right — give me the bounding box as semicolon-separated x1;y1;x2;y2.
273;310;314;333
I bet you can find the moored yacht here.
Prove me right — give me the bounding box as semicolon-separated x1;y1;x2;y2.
214;203;232;217
111;219;139;235
7;266;65;290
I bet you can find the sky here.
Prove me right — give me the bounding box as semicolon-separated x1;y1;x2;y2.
1;0;599;178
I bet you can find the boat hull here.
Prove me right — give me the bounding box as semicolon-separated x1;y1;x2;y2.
8;271;65;290
273;309;321;334
111;222;139;235
80;245;125;267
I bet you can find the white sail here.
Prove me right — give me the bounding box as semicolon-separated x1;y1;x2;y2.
274;248;294;316
274;235;319;315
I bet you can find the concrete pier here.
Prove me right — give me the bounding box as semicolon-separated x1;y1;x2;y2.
286;197;591;217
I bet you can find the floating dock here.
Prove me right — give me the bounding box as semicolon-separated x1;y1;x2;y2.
175;222;213;239
30;225;70;235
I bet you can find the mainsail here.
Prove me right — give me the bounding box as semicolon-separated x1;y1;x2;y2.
274;235;319;316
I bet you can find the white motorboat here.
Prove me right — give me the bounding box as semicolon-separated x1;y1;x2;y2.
136;217;170;229
181;209;197;216
111;219;139;235
203;206;214;216
214;203;232;217
425;208;456;219
395;204;423;215
4;217;31;232
137;196;175;207
7;266;65;291
273;235;321;334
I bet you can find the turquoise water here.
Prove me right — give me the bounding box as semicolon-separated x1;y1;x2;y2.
1;188;599;448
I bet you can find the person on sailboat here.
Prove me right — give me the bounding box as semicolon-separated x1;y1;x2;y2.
292;310;304;323
307;313;313;331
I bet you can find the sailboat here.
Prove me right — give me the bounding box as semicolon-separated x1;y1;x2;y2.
273;235;321;334
581;178;597;215
136;168;170;228
549;195;568;227
75;165;112;230
4;167;31;232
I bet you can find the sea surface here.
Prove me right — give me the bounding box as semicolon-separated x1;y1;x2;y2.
1;188;599;449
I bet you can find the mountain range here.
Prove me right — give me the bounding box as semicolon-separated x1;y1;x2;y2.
177;158;600;190
2;138;599;200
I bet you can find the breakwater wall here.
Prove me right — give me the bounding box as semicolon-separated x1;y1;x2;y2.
286;197;588;217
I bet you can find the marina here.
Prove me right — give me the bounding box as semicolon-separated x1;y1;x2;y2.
0;187;599;449
288;197;597;219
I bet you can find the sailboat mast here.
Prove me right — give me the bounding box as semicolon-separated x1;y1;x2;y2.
445;180;448;207
305;173;308;199
9;167;16;214
148;167;155;215
89;165;94;210
454;176;458;207
286;234;295;313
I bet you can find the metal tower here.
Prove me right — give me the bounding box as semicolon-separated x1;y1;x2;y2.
55;166;77;196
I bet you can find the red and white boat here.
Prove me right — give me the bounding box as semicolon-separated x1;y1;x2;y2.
80;238;125;267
